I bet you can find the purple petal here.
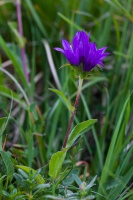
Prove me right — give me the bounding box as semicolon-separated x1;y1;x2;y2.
78;31;90;58
64;50;79;65
99;54;108;61
54;47;65;54
98;61;104;67
98;47;108;53
72;32;80;52
62;39;72;51
72;31;90;61
88;42;97;53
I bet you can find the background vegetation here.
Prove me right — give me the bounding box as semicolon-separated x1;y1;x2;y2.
0;0;133;199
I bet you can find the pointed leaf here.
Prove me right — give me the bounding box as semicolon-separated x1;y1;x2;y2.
66;119;97;148
16;165;45;184
0;151;14;180
72;174;82;186
0;117;7;150
49;88;74;112
49;150;66;180
85;175;97;190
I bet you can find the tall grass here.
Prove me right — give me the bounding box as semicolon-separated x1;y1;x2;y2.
0;0;133;199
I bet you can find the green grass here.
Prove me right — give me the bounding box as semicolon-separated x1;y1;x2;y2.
0;0;133;199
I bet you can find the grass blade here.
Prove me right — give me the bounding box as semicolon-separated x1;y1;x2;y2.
97;93;131;198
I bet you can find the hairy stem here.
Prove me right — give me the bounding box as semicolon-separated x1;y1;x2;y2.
63;76;83;148
16;0;29;82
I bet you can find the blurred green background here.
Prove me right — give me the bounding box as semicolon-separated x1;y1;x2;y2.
0;1;133;198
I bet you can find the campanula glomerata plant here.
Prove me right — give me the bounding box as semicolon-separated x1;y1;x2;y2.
48;31;110;199
53;30;109;149
1;1;132;199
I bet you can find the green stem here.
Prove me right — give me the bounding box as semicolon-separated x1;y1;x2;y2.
63;76;83;148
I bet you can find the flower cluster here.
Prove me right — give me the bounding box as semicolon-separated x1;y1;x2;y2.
54;31;109;72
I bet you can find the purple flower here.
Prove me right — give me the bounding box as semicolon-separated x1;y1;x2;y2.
54;31;109;72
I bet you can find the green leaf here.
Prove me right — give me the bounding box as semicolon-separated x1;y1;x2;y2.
0;99;12;151
49;150;66;180
25;0;47;37
0;117;7;151
98;94;131;198
0;68;30;105
58;13;95;41
58;12;82;32
34;183;50;191
0;85;27;109
85;175;97;190
49;88;74;112
2;191;10;198
0;151;14;180
0;36;29;91
44;195;65;200
8;22;26;48
62;168;79;186
72;174;82;186
27;130;33;167
108;166;133;199
16;165;45;184
66;119;97;148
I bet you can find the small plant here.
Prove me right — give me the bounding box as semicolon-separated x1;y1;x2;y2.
0;1;133;200
48;30;109;183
